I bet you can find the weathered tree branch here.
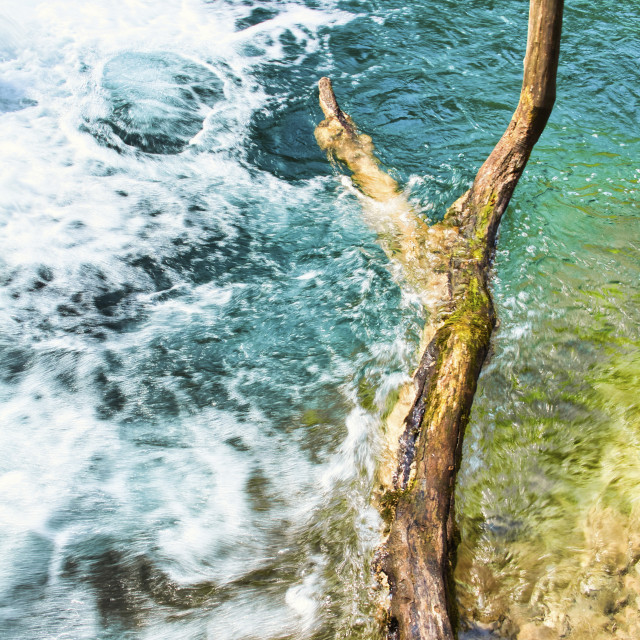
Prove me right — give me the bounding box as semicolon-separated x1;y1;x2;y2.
315;1;564;639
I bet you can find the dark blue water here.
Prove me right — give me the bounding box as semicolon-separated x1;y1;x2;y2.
1;1;638;639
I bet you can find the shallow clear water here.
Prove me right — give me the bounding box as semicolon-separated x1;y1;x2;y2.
0;1;638;639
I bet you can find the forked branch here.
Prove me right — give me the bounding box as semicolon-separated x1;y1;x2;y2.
315;1;564;639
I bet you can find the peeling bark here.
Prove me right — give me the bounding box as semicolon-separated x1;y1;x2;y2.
315;1;564;639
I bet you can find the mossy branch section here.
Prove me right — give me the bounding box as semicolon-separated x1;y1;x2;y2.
315;2;563;639
380;262;495;640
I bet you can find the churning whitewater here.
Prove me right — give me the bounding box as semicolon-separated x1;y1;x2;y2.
0;1;422;638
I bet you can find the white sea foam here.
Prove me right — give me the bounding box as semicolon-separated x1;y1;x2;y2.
0;1;423;638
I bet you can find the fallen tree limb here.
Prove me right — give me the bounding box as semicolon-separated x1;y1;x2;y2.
315;1;563;638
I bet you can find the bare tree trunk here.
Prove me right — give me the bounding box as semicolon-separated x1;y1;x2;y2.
315;1;564;639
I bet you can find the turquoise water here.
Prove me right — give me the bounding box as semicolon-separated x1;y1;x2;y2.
0;1;638;639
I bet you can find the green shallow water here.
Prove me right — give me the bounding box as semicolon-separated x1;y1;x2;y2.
450;5;640;632
456;185;640;638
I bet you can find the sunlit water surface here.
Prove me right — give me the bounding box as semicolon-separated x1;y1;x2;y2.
1;1;638;639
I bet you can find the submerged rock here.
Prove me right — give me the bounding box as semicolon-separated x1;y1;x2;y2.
0;80;37;113
99;52;223;154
